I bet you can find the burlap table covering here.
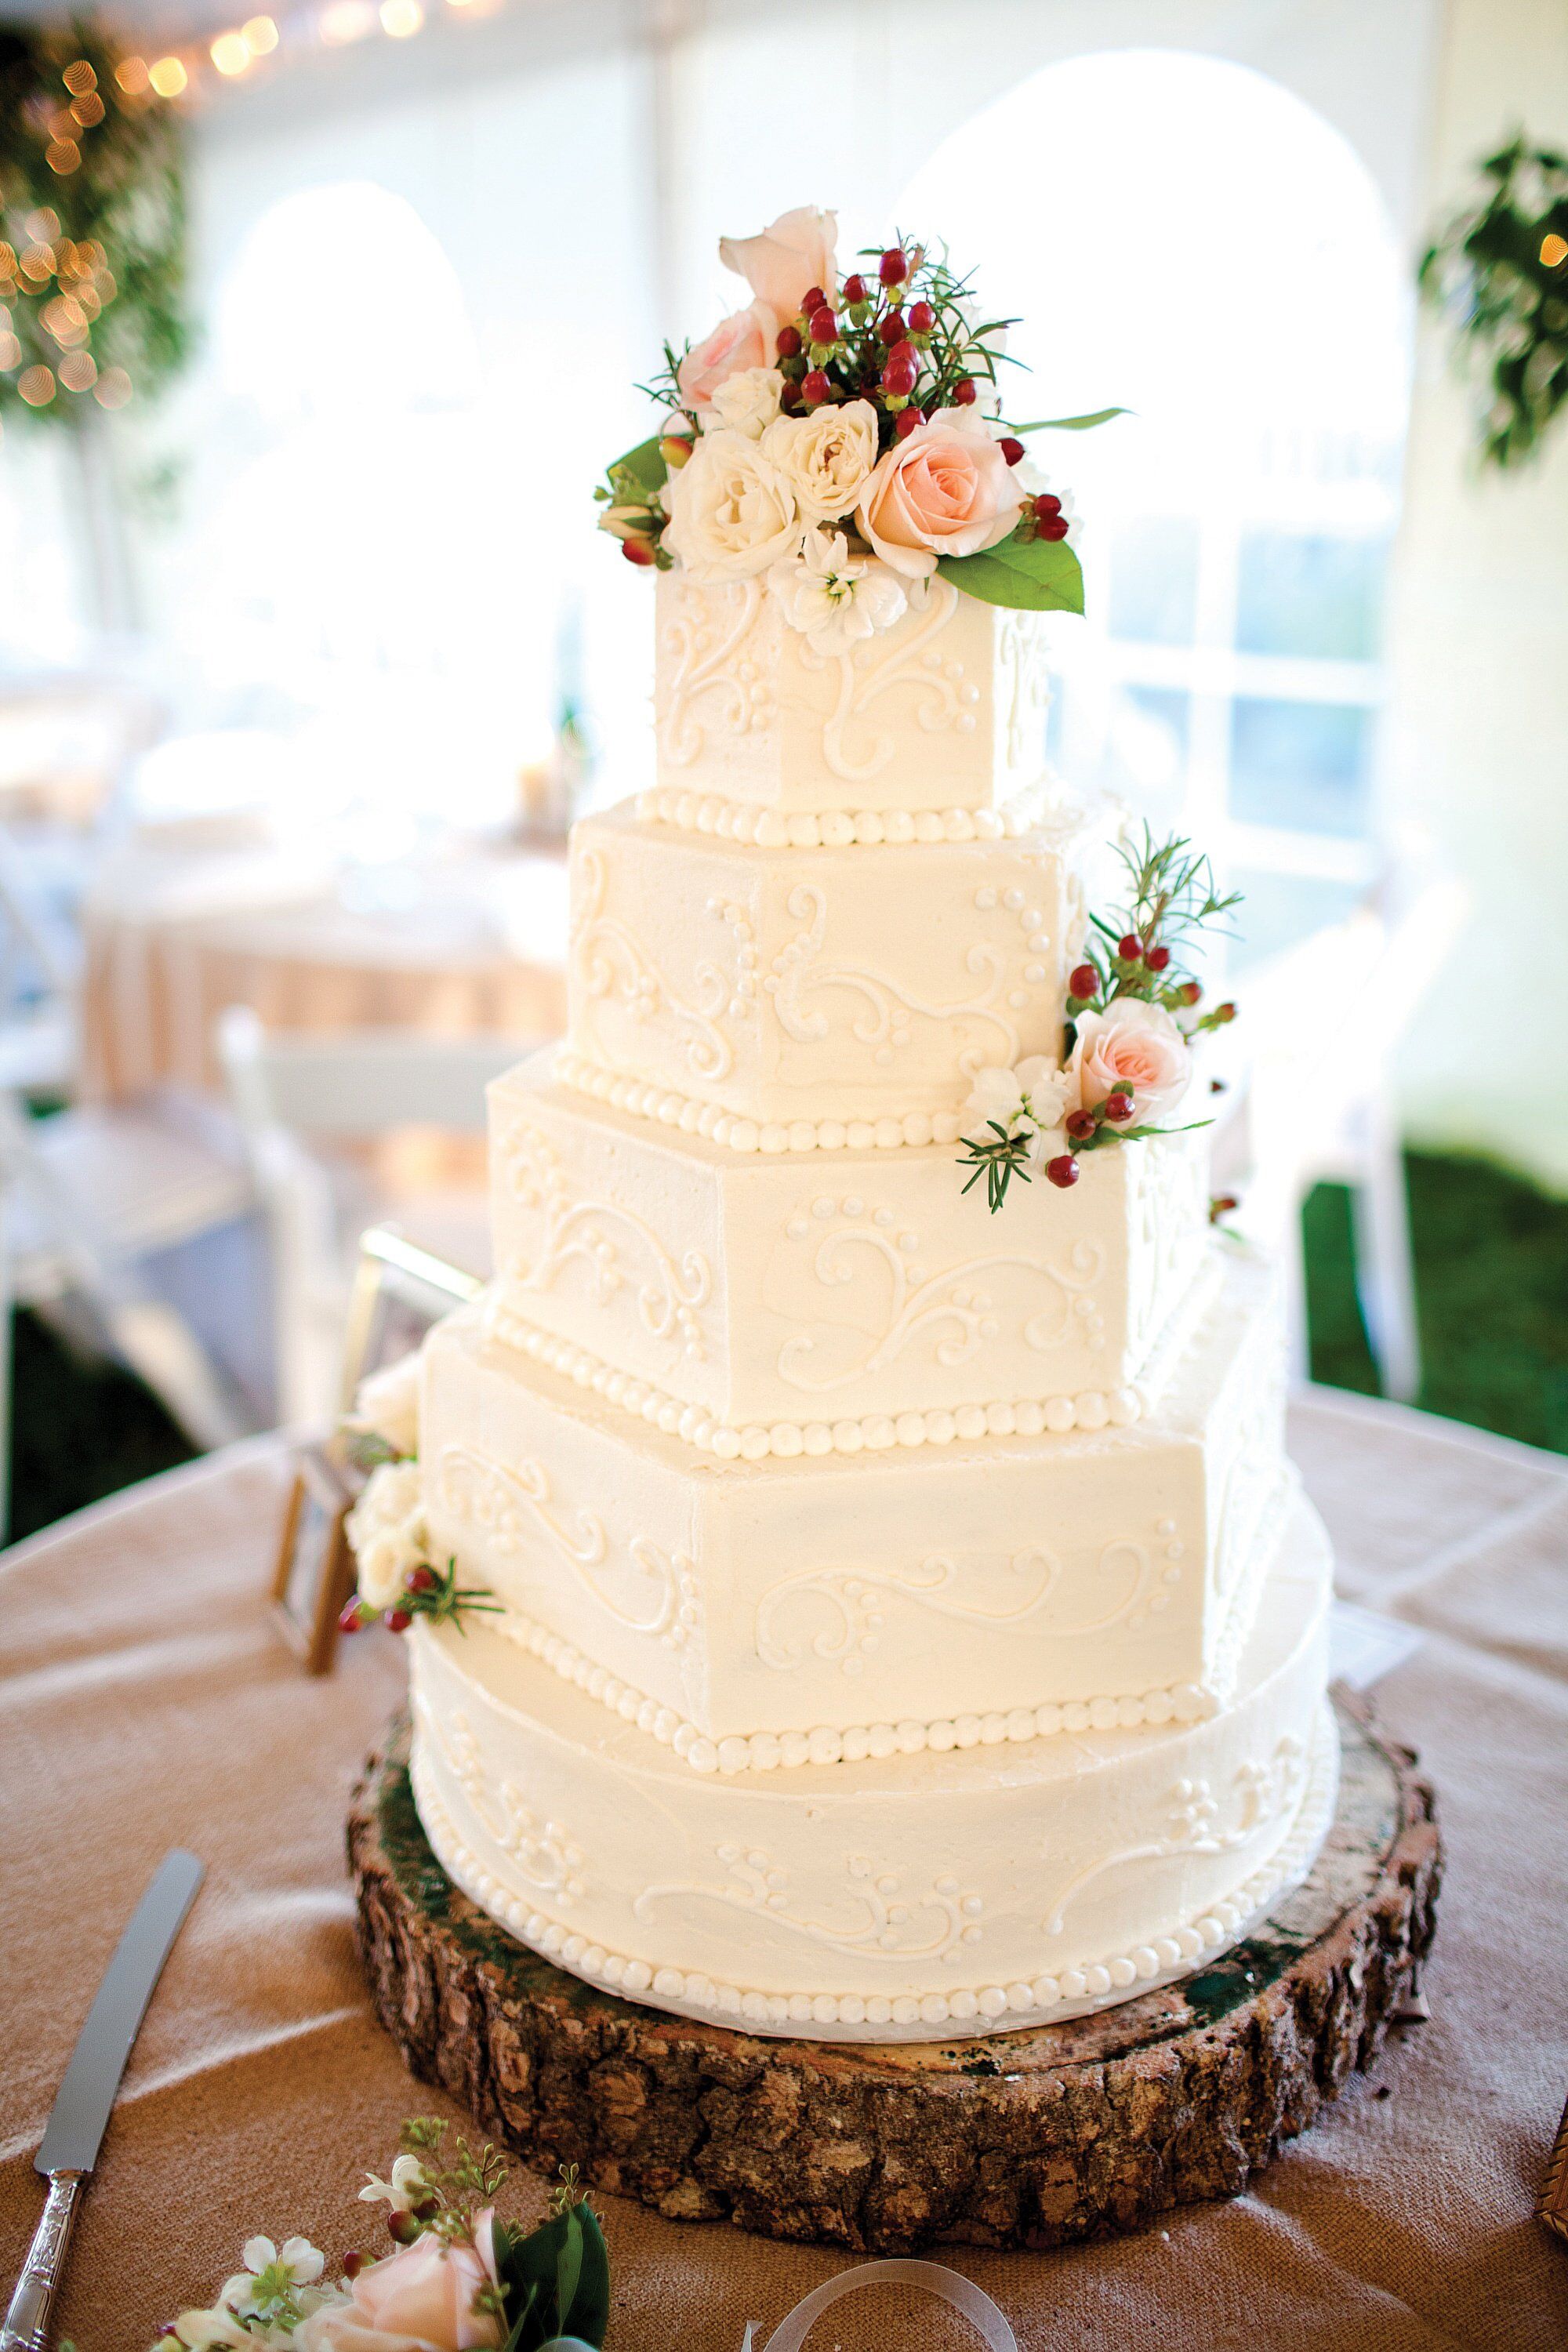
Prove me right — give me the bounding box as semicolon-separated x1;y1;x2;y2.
3;1392;1566;2350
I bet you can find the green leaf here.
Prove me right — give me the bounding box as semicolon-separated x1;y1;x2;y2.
938;535;1084;615
1009;407;1130;432
607;435;668;496
555;2207;583;2336
561;2204;610;2347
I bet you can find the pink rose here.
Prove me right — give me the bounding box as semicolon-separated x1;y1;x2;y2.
718;205;837;330
1067;997;1192;1127
856;411;1023;579
677;302;778;413
296;2213;501;2352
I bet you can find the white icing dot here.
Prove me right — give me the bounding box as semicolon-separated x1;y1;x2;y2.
978;1986;1008;2018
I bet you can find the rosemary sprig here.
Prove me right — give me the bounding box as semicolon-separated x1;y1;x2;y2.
957;1120;1033;1214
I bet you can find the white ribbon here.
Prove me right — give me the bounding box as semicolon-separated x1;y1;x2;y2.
740;2259;1018;2352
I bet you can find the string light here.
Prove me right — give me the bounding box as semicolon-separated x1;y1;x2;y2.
115;56;151;93
45;139;81;174
380;0;424;31
321;1;376;39
1542;233;1568;270
18;365;56;405
94;366;132;409
211;31;253;73
148;56;189;96
107;0;521;105
244;16;281;52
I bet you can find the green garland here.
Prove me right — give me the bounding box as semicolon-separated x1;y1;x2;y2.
0;20;187;429
1419;133;1568;470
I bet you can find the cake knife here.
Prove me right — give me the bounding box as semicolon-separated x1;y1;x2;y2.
2;1849;204;2352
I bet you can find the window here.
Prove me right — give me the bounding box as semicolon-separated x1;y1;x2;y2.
899;49;1411;962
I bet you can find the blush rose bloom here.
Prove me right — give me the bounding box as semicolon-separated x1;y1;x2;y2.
676;302;777;414
295;2212;502;2352
856;409;1024;579
762;400;880;521
1067;998;1193;1127
661;429;802;580
718;205;837;331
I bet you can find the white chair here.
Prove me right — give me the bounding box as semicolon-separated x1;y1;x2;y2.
0;825;81;1094
0;1086;258;1534
218;1010;530;1427
1209;850;1467;1401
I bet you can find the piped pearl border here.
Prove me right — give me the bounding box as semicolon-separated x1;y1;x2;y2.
554;1051;964;1156
489;1602;1216;1777
408;1700;1338;2044
485;1298;1145;1457
634;786;1047;850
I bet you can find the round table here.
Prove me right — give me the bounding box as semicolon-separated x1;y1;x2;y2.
78;836;569;1100
2;1390;1566;2350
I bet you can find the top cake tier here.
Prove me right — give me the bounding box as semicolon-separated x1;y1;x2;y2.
654;571;1051;819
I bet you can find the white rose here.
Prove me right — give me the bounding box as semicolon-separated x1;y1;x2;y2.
351;1349;421;1458
963;1063;1028;1137
766;527;907;655
347;1460;428;1610
705;365;785;441
761;400;881;520
661;429;803;581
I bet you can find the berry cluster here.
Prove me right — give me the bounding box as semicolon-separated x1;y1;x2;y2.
339;1555;499;1639
1065;832;1240;1036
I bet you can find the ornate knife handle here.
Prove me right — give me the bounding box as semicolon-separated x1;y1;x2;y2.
2;2172;85;2352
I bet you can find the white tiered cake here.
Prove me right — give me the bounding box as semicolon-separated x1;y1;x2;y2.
400;564;1337;2045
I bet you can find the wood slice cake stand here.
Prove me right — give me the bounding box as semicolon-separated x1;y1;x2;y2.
348;1692;1440;2254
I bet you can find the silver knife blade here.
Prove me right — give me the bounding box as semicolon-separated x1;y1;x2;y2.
34;1849;204;2178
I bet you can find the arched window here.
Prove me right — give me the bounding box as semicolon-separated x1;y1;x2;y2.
900;50;1410;950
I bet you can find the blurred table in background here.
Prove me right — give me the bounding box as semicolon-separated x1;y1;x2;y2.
78;835;569;1102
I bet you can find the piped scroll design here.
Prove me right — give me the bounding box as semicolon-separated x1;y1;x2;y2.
775;1218;1105;1392
499;1119;712;1362
434;1443;697;1646
420;1700;586;1907
765;883;1019;1076
659;576;769;766
800;577;975;782
1040;1735;1306;1936
572;844;745;1082
753;1533;1161;1677
634;1843;984;1962
996;607;1053;777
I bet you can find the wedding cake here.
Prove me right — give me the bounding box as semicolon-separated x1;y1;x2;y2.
348;209;1337;2045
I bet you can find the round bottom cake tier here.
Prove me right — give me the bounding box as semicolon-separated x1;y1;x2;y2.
406;1492;1335;2044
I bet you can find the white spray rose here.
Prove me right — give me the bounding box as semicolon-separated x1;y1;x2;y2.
767;527;907;655
347;1460;428;1611
705;365;785;440
351;1348;421;1458
661;428;803;580
761;398;881;520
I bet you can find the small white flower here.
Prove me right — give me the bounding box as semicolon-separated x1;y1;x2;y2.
222;2236;327;2321
347;1460;429;1611
350;1348;422;1459
767;527;907;655
358;2152;430;2216
704;365;785;440
172;2313;250;2352
963;1063;1029;1136
1014;1057;1073;1129
1012;459;1082;544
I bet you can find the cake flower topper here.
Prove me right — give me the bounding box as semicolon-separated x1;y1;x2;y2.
958;827;1241;1212
594;204;1126;641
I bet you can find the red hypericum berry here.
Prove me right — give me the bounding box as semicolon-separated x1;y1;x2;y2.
1117;934;1142;960
1215;1000;1238;1023
408;1564;437;1594
1180;980;1203;1005
1210;1194;1240;1219
1146;945;1171;971
801;368;830;406
1105;1091;1134;1123
775;323;802;359
952;376;978;405
622;537;656;568
1065;1109;1096;1141
894;403;924;439
908;299;935;333
1047;1154;1080;1189
881;350;919;398
1033;492;1062;520
389;2212;421;2245
1000;436;1025;465
880;247;909;285
809;305;837;346
339;1601;366;1634
878;308;908;345
1210;1076;1229;1094
384;1607;413;1634
842;272;867;305
801;285;826;314
1039;517;1069;540
1069;962;1098;998
343;2251;364;2281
